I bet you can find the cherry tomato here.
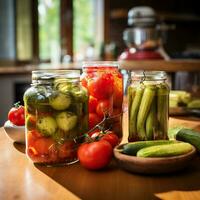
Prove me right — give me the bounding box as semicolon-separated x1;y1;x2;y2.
78;140;113;170
96;99;112;118
113;76;123;108
27;131;37;147
8;103;25;126
90;130;119;148
58;141;75;159
88;73;114;99
89;96;98;113
89;113;102;129
81;78;88;88
88;129;100;137
112;108;121;116
101;131;119;148
34;138;55;155
31;130;42;139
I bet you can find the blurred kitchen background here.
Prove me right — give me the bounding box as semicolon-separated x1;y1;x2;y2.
0;0;200;125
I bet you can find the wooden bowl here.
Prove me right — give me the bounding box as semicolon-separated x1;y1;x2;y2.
114;143;196;175
4;120;25;144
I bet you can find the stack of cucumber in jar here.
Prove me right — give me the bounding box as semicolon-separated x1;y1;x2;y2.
24;74;88;164
128;71;169;141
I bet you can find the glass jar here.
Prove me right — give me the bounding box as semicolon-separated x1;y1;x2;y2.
128;71;169;141
81;62;123;140
23;70;88;165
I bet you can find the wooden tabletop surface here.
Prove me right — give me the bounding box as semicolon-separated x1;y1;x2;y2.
1;116;200;200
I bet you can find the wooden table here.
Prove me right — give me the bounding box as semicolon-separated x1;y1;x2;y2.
1;116;200;200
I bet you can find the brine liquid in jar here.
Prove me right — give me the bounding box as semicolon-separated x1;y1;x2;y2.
23;70;88;165
81;62;123;140
128;71;169;141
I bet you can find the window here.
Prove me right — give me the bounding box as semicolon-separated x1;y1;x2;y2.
38;0;60;62
73;0;104;61
16;0;33;61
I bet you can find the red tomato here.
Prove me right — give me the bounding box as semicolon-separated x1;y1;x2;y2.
90;130;119;148
8;103;25;126
88;129;100;137
96;99;112;118
89;113;102;129
31;130;42;139
112;108;121;116
78;140;113;170
81;78;88;88
88;73;114;99
34;138;55;155
27;131;37;146
58;141;75;159
101;131;119;148
89;96;98;113
113;76;123;108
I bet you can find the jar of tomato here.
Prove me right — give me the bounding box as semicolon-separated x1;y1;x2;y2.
128;71;169;141
23;70;88;165
81;62;123;140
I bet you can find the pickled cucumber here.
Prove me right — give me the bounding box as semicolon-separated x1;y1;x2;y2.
128;81;169;141
56;112;77;132
49;92;71;110
36;116;57;137
24;86;51;114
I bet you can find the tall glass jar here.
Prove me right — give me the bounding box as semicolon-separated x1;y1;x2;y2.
81;62;123;140
128;71;169;141
23;70;88;165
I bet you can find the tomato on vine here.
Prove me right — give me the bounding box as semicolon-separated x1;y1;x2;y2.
78;140;113;170
8;102;25;126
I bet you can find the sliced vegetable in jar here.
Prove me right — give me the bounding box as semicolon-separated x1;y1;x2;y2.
56;112;77;132
36;116;57;137
49;91;71;110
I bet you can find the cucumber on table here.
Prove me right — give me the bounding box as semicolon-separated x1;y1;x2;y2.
137;142;193;157
176;128;200;153
36;116;57;137
123;140;177;156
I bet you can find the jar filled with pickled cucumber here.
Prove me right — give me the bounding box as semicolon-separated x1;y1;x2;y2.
128;71;169;141
81;62;123;140
23;70;88;165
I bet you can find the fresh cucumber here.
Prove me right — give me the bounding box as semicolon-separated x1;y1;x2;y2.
123;140;177;156
176;128;200;153
137;142;193;157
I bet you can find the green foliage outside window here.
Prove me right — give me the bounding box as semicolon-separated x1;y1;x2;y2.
38;0;60;60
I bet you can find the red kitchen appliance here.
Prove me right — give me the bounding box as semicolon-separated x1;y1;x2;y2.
119;6;170;61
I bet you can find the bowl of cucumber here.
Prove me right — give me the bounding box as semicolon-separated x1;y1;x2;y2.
114;141;196;174
4;120;25;144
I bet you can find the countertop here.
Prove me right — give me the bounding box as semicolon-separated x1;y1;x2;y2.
1;116;200;200
0;59;200;75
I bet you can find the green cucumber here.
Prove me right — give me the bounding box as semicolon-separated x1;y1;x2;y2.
49;91;71;110
36;116;57;137
123;140;176;156
137;85;156;140
176;128;200;153
56;112;77;132
137;142;193;157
